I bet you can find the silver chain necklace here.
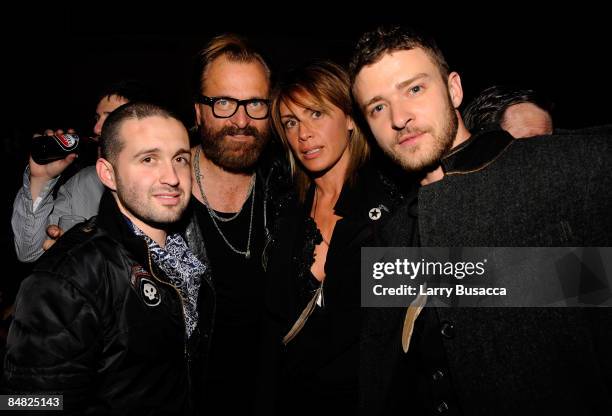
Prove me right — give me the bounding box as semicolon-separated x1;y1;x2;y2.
194;146;255;259
195;147;255;223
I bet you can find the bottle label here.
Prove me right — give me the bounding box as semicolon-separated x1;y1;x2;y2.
53;134;79;150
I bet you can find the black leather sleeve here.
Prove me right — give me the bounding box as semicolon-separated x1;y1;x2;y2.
3;270;103;411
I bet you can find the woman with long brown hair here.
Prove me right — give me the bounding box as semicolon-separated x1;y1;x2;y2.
262;60;405;414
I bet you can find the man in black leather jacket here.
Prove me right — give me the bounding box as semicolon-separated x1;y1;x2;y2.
3;102;205;415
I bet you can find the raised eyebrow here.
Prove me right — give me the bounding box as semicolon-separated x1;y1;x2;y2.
133;148;161;159
396;73;429;90
174;148;191;158
214;96;267;101
281;104;320;119
362;73;430;111
280;105;311;119
132;148;191;160
362;96;384;111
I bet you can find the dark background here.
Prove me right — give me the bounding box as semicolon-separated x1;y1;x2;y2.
5;9;612;138
1;8;611;306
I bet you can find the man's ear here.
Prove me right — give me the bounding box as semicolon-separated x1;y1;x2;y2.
448;71;464;109
96;158;117;191
195;103;203;127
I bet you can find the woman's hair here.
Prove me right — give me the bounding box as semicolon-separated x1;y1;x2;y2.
271;61;370;202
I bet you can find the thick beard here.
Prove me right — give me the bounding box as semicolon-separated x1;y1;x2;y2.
199;124;269;174
388;94;458;173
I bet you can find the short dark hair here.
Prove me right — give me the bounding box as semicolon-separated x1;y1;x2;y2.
100;102;179;164
349;25;450;85
96;79;152;105
193;33;271;98
462;85;554;132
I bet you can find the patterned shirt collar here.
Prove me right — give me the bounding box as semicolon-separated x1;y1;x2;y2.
126;216;205;339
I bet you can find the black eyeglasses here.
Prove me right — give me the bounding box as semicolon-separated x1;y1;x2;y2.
196;95;270;120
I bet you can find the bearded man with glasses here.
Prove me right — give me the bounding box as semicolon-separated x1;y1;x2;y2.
185;33;293;415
